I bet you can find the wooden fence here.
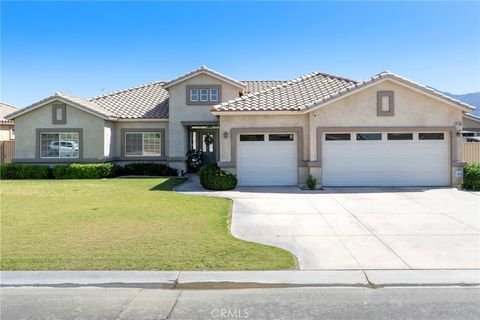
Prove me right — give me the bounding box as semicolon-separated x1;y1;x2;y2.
0;141;14;164
463;142;480;164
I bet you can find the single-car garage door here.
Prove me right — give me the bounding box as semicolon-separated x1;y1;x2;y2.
322;132;449;186
237;133;298;186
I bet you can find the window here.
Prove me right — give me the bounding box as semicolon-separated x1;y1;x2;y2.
325;133;351;141
125;132;161;156
190;89;199;102
187;86;221;104
419;133;444;140
210;88;218;102
200;89;209;102
240;134;264;141
52;104;66;124
40;131;79;158
356;133;382;141
388;133;413;140
269;134;294;141
377;91;394;116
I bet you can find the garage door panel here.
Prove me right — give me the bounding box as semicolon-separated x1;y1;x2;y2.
323;132;449;186
237;134;298;186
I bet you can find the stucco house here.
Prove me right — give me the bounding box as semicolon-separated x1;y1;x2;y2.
1;102;18;141
6;66;477;187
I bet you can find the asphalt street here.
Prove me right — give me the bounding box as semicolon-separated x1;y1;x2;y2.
1;287;479;320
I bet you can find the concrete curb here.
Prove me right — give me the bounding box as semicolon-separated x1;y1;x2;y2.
364;269;480;287
1;270;479;289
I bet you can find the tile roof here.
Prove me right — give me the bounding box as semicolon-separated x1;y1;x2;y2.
6;92;116;120
163;65;246;89
214;71;476;113
242;80;289;93
301;71;475;113
90;81;169;119
213;72;357;112
0;102;19;124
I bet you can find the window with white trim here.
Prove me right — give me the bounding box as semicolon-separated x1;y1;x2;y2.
40;132;79;158
210;88;218;102
125;132;161;156
200;89;209;102
187;86;221;104
190;89;199;102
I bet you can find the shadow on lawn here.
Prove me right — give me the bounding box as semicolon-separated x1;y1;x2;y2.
149;178;188;191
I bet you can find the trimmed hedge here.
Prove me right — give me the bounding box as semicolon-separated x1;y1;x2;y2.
52;163;115;179
0;164;50;179
198;164;237;190
463;163;480;191
1;162;178;180
119;163;178;177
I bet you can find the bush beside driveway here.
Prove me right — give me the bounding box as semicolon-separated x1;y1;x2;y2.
0;178;296;271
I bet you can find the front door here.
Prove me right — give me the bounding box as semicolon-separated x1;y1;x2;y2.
190;129;218;165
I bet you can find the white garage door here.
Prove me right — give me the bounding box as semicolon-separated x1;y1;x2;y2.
322;132;449;186
237;133;298;186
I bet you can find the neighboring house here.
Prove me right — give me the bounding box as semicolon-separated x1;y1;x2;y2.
1;102;18;141
6;66;476;187
462;113;480;139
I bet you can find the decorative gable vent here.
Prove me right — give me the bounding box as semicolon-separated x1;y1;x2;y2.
377;91;394;116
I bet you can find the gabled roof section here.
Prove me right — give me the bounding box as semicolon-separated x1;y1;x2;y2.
303;71;476;113
213;72;357;112
0;102;19;124
163;65;246;90
213;71;476;114
90;81;169;119
464;113;480;123
6;92;116;120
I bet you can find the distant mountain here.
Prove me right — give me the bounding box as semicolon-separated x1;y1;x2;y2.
430;88;480;116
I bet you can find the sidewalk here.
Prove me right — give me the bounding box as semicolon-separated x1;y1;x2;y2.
2;270;479;289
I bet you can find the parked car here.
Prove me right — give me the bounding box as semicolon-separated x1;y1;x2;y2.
466;137;480;142
49;141;79;156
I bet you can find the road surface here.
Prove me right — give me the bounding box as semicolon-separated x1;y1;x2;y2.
1;287;479;320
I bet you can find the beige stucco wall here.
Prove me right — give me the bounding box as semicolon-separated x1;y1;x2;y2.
13;102;106;160
113;121;169;158
0;124;14;141
219;114;310;162
308;79;464;162
167;74;242;161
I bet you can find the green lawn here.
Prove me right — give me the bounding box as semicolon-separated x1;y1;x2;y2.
0;178;296;270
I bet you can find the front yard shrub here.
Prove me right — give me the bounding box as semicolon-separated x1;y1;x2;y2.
198;164;237;190
0;164;50;179
306;175;317;189
197;163;219;179
52;163;115;179
463;163;480;191
121;162;178;176
186;149;202;172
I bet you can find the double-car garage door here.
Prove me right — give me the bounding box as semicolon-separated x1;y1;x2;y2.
322;131;450;186
235;130;449;187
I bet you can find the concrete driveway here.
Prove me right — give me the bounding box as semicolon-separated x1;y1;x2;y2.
219;187;480;270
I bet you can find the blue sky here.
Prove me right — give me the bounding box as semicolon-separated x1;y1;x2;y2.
1;1;479;107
